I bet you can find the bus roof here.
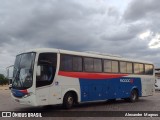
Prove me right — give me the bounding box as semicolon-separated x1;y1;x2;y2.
25;48;153;64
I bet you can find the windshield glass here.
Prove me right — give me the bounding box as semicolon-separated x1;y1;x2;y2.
12;52;36;90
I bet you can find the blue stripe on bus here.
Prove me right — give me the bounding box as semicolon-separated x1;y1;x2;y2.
79;77;142;102
11;89;28;98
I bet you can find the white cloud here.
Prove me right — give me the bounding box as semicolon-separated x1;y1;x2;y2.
149;33;160;48
139;30;152;40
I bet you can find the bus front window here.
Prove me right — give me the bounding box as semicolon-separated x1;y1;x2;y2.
12;53;35;90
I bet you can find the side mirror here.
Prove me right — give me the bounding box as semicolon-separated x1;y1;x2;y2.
36;66;41;76
9;81;12;89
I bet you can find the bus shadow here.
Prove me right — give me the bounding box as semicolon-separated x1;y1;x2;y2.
73;98;147;109
16;98;147;112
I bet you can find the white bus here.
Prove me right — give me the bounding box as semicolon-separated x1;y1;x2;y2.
11;48;155;109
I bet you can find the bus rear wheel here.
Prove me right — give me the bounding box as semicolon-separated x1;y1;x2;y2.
63;92;74;109
129;89;139;102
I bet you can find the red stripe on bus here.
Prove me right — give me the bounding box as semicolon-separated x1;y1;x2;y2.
58;71;127;79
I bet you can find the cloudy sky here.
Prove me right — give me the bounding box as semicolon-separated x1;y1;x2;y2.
0;0;160;75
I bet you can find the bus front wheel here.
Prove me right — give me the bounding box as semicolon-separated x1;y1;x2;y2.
63;92;74;109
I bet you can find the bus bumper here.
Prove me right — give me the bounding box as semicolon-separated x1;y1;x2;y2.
11;93;38;106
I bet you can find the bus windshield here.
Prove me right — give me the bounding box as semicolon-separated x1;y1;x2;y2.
12;52;36;90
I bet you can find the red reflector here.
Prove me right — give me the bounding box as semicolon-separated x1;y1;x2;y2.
19;89;28;94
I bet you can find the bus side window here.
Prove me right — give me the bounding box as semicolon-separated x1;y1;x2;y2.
120;62;127;73
134;63;139;74
94;59;102;72
112;61;119;73
103;60;111;72
139;64;144;74
84;57;94;72
60;55;82;72
73;56;82;72
126;62;133;74
60;54;72;71
145;64;153;75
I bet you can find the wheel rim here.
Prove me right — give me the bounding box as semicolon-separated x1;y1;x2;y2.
67;96;73;105
132;91;136;100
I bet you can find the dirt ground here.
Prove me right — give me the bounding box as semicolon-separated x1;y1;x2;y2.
0;85;9;90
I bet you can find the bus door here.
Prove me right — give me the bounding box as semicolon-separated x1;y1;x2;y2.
90;83;103;101
36;53;57;105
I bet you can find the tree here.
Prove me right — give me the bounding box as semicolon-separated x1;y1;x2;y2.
0;74;8;85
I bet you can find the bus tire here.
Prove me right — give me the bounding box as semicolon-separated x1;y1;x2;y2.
129;89;139;102
63;92;74;109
